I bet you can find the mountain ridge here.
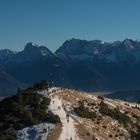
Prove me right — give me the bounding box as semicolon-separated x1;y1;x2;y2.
1;38;140;97
1;38;140;62
0;82;140;140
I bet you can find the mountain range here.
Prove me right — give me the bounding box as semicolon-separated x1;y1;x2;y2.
1;39;140;97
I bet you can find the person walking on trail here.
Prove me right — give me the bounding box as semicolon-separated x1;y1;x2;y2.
66;113;70;123
58;106;61;110
66;113;69;119
67;118;69;123
42;123;45;129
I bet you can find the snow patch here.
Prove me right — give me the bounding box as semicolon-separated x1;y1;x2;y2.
17;123;55;140
87;94;98;101
105;100;116;108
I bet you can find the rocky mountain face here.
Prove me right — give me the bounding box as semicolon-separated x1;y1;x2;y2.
0;42;54;63
0;42;69;96
1;39;140;98
56;38;140;62
55;38;140;92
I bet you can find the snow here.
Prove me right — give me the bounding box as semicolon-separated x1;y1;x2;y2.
124;39;134;49
17;123;55;140
17;87;61;140
49;95;79;140
40;49;52;56
48;87;57;93
87;94;98;101
105;100;116;108
31;42;37;47
119;100;140;108
37;87;58;96
127;102;140;108
110;120;118;125
41;50;48;56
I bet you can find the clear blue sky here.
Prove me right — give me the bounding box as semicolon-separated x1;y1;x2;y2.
0;0;140;52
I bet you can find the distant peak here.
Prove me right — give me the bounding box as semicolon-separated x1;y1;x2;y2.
21;42;54;58
26;42;38;46
123;38;133;43
122;39;135;49
24;42;39;49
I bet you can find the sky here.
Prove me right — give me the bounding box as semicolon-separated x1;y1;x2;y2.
0;0;140;52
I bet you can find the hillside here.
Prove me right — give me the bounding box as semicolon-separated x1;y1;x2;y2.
0;81;60;140
0;82;140;140
49;88;140;140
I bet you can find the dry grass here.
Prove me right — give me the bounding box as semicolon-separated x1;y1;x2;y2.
51;88;140;140
46;123;62;140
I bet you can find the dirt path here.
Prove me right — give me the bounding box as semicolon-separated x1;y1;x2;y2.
49;95;80;140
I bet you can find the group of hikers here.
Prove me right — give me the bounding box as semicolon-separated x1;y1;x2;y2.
66;113;70;123
66;137;72;140
51;95;73;140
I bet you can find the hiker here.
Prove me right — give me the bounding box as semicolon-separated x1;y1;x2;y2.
58;106;61;110
48;126;50;131
66;113;69;119
44;128;47;133
42;123;45;128
67;118;69;123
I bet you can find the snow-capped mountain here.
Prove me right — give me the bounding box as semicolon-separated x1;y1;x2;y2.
55;39;102;62
1;39;140;96
2;39;140;63
56;38;140;62
0;42;55;63
3;42;54;62
18;42;54;61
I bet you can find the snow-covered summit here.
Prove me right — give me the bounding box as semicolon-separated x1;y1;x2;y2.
24;42;53;56
55;38;140;62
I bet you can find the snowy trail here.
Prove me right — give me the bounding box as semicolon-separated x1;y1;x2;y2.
49;95;79;140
